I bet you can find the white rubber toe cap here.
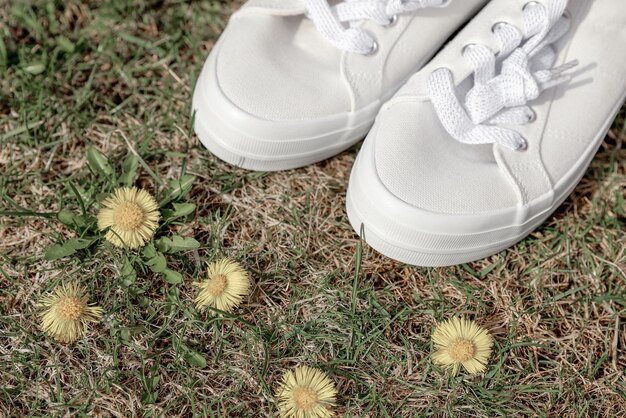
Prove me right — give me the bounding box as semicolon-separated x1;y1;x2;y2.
191;16;380;171
346;104;550;267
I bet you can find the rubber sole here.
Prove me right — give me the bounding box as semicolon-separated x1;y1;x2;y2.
193;108;371;172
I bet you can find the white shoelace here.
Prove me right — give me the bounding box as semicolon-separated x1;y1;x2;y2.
304;0;448;55
428;0;578;150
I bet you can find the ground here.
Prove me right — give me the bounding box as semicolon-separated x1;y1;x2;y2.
1;1;625;417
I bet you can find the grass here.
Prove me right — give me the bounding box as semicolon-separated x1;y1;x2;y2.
1;0;625;416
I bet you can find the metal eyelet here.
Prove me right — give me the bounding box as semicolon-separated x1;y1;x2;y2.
491;21;509;34
384;14;398;27
462;43;478;56
523;1;540;12
365;41;379;56
516;140;528;151
526;109;537;123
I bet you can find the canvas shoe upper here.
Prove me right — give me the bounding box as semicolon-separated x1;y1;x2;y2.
192;0;488;171
346;0;626;266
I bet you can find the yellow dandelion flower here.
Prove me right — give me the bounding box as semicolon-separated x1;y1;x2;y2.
37;282;103;344
194;258;250;315
431;317;494;375
276;365;337;418
97;186;160;249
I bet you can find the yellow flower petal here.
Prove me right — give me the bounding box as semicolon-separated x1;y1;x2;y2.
37;282;103;344
97;186;160;249
431;317;493;375
276;366;337;418
193;258;250;315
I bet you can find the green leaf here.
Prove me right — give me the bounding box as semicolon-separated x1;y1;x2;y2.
171;236;200;251
57;210;76;226
120;329;131;341
161;175;195;205
66;238;92;251
23;63;46;75
119;154;138;186
56;210;87;228
44;243;77;260
154;238;168;253
121;257;136;286
43;238;92;260
162;269;183;284
142;243;157;259
162;203;196;220
172;202;196;217
87;146;114;177
156;236;200;254
121;257;134;276
56;36;75;53
146;252;167;273
184;351;207;368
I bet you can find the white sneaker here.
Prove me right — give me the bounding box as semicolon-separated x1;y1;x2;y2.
192;0;488;171
347;0;626;266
